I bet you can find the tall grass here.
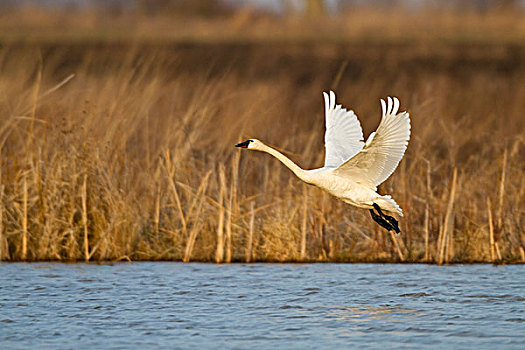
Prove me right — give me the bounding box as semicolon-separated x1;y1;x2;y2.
0;42;523;263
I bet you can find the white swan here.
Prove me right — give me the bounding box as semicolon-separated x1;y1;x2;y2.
236;91;410;232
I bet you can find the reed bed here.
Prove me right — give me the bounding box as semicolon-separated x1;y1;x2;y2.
0;42;523;263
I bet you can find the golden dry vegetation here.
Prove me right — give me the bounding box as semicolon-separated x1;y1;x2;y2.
0;6;524;263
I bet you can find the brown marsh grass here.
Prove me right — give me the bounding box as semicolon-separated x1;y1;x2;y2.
0;40;524;263
1;6;525;45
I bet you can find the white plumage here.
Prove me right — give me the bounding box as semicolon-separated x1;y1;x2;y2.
236;91;411;230
323;91;364;168
332;94;411;189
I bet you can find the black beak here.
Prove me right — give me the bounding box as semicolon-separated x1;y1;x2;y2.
235;140;250;148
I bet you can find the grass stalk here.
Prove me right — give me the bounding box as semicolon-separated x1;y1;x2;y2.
487;198;495;263
225;153;240;263
154;182;160;235
496;148;507;261
216;165;226;263
438;168;457;265
424;159;432;262
495;241;502;261
424;204;430;262
446;212;455;263
300;185;308;260
390;232;405;262
246;201;255;262
22;175;28;260
497;148;507;225
163;150;187;235
183;171;211;263
436;222;443;263
225;188;233;263
82;174;89;261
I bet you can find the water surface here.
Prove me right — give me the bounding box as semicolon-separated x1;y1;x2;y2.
1;263;524;349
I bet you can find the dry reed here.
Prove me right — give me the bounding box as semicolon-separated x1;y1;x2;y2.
0;36;524;263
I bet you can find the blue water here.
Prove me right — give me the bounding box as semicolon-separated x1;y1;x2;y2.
1;263;524;349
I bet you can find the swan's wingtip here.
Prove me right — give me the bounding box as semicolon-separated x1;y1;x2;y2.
380;99;386;117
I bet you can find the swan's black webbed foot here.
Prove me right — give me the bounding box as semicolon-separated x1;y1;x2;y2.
383;214;400;233
372;203;385;215
369;209;394;231
370;203;400;233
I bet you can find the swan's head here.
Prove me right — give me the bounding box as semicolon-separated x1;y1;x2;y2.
235;139;264;151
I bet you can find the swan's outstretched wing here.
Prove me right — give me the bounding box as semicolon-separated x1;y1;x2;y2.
323;91;364;168
333;97;410;188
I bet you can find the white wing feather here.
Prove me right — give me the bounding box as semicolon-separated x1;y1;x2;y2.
323;91;364;168
333;96;410;188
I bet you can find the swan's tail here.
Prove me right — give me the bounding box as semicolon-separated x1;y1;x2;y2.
375;195;403;217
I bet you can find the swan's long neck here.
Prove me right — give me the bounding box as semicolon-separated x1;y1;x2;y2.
258;144;309;181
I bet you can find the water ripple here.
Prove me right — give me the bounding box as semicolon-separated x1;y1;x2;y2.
0;263;524;349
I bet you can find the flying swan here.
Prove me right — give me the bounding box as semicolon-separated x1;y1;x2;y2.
236;91;410;232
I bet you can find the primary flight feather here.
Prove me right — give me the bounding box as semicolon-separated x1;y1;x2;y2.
236;91;411;232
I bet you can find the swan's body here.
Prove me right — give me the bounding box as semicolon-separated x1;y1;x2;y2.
236;91;410;231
